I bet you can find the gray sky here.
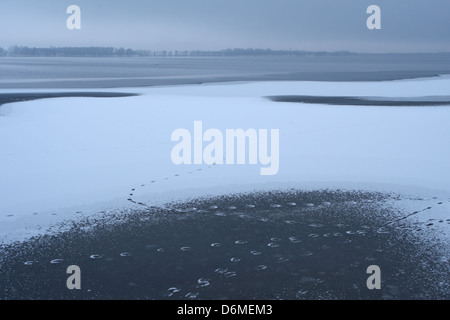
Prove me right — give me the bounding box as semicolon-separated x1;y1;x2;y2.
1;0;449;52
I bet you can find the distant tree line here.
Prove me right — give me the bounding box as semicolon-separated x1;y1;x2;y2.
1;46;135;57
0;46;355;57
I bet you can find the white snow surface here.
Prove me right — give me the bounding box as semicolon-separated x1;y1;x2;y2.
1;76;450;242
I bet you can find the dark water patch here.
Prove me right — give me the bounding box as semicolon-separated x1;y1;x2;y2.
2;55;450;89
267;95;450;107
0;92;139;107
0;189;448;300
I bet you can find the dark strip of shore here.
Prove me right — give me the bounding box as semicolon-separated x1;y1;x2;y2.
267;95;450;106
0;92;139;107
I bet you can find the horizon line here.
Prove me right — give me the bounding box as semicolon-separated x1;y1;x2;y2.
1;45;450;56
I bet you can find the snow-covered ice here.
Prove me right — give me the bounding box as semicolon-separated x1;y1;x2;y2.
1;76;450;242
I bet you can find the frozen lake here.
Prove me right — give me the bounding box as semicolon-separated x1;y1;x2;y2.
0;58;449;299
1;54;450;88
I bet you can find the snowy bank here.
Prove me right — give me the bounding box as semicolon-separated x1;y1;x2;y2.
1;76;450;242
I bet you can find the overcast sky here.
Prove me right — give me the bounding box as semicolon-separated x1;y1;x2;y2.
1;0;449;52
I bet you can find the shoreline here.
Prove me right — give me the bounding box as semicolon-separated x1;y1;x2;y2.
3;88;450;109
267;95;450;106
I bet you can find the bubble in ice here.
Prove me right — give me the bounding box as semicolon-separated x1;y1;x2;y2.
50;259;63;264
209;205;219;210
270;237;281;242
259;218;269;222
268;243;280;248
215;212;226;217
377;227;390;234
306;203;315;207
270;204;282;208
120;252;131;257
322;202;331;206
215;268;228;274
287;202;297;206
333;232;343;237
185;292;199;299
175;207;197;213
289;237;301;243
90;254;104;259
356;230;367;235
210;243;221;248
225;271;237;278
235;240;248;245
230;257;241;262
168;287;180;297
323;233;332;237
245;204;256;208
346;230;355;235
309;223;323;228
256;265;268;271
181;247;192;252
157;248;165;253
24;261;35;266
277;257;290;263
197;278;210;288
308;233;320;238
296;290;308;298
250;250;262;256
